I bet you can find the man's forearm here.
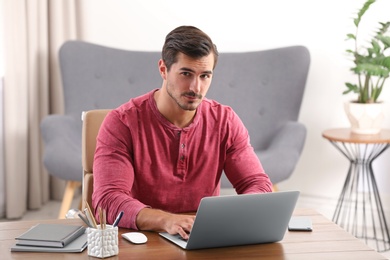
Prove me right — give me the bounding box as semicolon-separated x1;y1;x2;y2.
136;208;171;231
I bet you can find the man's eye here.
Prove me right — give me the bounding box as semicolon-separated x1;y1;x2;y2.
181;72;190;76
201;74;210;79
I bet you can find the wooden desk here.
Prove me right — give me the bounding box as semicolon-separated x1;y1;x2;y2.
322;128;390;252
1;208;386;259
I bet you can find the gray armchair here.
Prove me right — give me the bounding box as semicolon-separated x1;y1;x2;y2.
207;49;310;188
40;41;310;216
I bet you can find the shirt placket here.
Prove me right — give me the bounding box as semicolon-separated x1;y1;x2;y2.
177;130;187;179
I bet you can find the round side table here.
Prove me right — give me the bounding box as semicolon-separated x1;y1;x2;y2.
322;128;390;252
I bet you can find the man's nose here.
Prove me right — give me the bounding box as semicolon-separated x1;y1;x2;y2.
189;78;201;93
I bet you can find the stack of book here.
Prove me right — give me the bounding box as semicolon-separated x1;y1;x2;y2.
11;223;87;253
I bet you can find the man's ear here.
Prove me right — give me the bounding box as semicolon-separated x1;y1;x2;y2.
158;59;167;80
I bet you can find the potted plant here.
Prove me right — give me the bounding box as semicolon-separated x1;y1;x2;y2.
343;0;390;134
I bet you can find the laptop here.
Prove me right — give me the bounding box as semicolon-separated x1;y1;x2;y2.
159;190;300;250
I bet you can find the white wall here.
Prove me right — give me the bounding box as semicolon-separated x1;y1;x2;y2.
79;0;390;203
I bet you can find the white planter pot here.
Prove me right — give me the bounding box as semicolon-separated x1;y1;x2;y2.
344;102;385;135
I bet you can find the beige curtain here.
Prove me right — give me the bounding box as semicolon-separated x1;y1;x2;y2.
2;0;83;219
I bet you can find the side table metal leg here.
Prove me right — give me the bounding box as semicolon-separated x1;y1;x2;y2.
367;162;390;251
330;141;390;252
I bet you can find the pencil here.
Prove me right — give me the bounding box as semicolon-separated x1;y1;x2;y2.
103;209;106;230
99;207;103;230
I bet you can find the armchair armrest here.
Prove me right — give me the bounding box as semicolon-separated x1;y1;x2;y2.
256;121;307;184
40;115;82;181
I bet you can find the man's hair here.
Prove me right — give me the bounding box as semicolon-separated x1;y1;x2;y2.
162;25;219;71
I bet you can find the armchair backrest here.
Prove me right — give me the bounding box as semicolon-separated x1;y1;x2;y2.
207;48;310;149
81;109;111;212
60;40;310;191
60;41;309;151
59;41;161;126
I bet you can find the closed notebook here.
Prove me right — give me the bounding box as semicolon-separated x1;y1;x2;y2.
15;224;86;248
11;233;87;253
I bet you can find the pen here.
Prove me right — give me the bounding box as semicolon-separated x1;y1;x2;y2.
113;211;124;227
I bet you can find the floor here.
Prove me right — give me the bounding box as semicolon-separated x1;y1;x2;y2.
2;193;390;259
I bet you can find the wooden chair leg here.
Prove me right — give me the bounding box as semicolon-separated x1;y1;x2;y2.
58;181;81;219
78;197;83;211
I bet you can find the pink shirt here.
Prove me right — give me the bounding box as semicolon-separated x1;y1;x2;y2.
93;90;272;229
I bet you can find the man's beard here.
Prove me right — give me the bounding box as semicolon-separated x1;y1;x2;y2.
166;83;202;111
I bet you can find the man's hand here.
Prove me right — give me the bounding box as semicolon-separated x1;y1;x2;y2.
163;213;195;240
136;208;195;240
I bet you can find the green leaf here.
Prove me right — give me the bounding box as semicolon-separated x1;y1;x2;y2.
346;33;356;40
377;22;390;35
343;82;359;94
377;35;390;48
371;40;380;54
355;0;376;27
354;63;390;77
381;57;390;69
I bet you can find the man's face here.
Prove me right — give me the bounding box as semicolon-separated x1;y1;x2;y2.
161;52;214;111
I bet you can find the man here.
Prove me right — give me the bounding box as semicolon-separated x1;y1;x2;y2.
93;25;272;239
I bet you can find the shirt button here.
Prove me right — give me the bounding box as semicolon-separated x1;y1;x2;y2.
180;155;184;160
181;144;185;148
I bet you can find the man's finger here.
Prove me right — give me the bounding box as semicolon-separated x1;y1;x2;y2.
177;227;190;240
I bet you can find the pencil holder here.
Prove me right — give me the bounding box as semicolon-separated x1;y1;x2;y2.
86;225;119;258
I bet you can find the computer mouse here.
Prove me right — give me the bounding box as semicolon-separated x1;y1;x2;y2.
121;232;148;244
